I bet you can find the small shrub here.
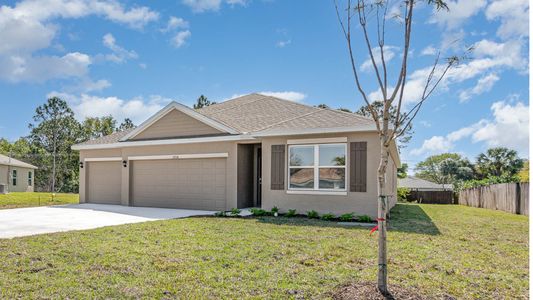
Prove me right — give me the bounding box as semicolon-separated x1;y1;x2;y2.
321;213;336;221
230;208;241;216
339;212;355;222
214;211;227;217
286;209;297;217
250;208;268;216
271;206;279;214
357;215;373;223
307;210;319;219
397;187;410;202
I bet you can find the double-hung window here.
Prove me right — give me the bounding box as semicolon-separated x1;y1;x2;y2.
288;143;346;191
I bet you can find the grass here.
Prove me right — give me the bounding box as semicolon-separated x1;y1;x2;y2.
0;204;528;299
0;192;79;209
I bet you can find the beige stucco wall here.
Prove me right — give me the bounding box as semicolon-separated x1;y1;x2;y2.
261;132;397;218
78;132;399;217
0;164;35;193
79;141;238;210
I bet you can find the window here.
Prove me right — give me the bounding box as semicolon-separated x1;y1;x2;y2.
28;171;32;186
288;144;346;191
12;169;17;186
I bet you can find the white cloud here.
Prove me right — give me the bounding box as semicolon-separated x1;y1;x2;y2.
171;30;191;48
47;91;172;124
162;16;189;32
485;0;529;38
361;46;397;72
429;0;487;30
369;39;526;105
459;72;500;102
0;0;158;83
410;97;529;157
0;52;91;83
102;33;138;63
276;39;291;48
421;45;437;56
182;0;246;13
259;91;307;102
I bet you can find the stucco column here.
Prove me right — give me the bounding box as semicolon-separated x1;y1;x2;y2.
79;161;87;203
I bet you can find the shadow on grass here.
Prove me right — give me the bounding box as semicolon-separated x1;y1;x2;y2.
253;203;441;235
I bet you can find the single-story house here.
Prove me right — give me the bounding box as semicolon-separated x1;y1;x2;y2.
0;154;37;193
399;176;453;191
72;93;400;217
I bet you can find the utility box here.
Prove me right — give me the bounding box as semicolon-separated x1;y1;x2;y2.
0;184;6;194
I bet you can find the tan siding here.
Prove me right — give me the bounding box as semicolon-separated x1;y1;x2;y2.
131;109;223;140
0;166;35;193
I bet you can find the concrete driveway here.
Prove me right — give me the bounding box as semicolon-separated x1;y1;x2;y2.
0;204;216;239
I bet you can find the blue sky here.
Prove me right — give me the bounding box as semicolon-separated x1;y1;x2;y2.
0;0;529;170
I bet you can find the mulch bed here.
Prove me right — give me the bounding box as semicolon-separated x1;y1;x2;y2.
331;282;434;300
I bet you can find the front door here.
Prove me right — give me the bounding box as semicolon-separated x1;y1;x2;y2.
256;147;262;207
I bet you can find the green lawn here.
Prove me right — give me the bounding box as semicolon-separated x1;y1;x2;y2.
0;192;79;209
0;204;527;299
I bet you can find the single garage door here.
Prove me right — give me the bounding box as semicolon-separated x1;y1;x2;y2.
131;158;226;210
87;161;122;205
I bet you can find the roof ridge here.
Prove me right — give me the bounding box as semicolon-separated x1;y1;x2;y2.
321;106;375;122
200;93;265;114
251;109;323;132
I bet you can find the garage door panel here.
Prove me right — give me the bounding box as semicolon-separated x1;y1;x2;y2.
131;158;226;210
87;161;121;205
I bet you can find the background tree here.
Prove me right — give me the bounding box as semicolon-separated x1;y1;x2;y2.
317;104;330;109
193;95;215;109
28;97;81;193
475;147;523;178
397;163;408;179
518;160;529;182
81;116;116;140
415;153;474;184
118;118;136;131
334;0;456;293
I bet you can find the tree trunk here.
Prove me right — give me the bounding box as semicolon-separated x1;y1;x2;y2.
377;137;390;295
52;130;57;193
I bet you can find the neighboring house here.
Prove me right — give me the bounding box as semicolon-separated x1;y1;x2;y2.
72;93;400;217
399;176;453;191
0;154;38;193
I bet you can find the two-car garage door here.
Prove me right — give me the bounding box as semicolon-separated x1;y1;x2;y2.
131;158;226;211
86;158;227;211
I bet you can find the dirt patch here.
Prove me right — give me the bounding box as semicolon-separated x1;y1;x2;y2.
331;282;434;300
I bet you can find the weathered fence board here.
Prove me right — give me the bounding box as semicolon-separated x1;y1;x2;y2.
458;182;529;215
407;190;455;204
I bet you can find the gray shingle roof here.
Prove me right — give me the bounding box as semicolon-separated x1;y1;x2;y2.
198;93;374;133
0;154;38;169
74;93;376;147
398;176;453;190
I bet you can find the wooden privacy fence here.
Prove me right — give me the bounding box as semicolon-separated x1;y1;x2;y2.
458;182;529;215
407;190;455;204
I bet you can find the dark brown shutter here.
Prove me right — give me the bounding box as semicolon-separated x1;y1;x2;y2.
271;145;285;190
350;142;367;192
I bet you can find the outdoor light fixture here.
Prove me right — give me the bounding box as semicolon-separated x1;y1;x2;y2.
79;161;84;169
123;160;128;168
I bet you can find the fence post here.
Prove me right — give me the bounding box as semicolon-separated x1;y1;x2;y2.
516;183;521;215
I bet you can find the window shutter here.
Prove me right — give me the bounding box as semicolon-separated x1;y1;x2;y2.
271;145;285;190
350;142;367;192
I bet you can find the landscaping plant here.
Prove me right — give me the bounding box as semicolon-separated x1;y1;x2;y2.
307;210;319;219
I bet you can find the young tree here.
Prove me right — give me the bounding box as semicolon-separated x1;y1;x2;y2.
28;97;80;193
193;95;215;109
476;147;523;178
415;153;474;184
356;101;413;149
334;0;459;293
118;118;136;131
